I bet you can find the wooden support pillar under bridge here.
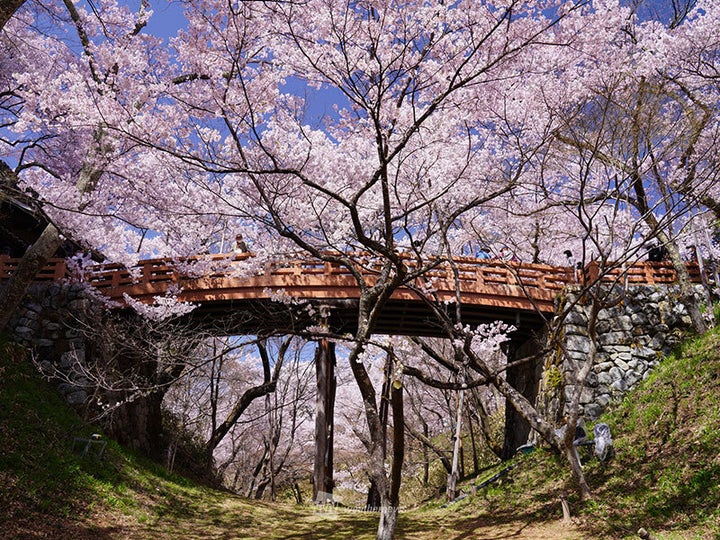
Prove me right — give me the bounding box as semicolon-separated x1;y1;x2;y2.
313;339;336;504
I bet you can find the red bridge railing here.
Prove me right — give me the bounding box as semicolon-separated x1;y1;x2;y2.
0;255;69;281
0;253;703;314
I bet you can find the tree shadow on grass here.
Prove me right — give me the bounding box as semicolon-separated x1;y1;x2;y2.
393;502;577;540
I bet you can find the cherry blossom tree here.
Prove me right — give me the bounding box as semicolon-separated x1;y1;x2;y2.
164;335;315;497
5;0;720;537
142;2;592;536
0;0;195;330
541;0;720;333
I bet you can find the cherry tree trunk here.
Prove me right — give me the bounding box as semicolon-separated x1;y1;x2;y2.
377;504;399;540
376;381;404;540
0;0;24;30
313;339;336;503
563;440;592;500
447;389;464;501
367;352;393;509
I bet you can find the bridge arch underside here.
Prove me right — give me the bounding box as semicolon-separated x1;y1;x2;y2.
169;297;550;342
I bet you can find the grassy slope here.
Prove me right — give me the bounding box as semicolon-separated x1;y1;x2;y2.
2;328;720;540
454;327;720;539
580;327;720;538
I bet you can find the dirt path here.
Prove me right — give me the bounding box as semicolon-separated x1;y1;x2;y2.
6;491;590;540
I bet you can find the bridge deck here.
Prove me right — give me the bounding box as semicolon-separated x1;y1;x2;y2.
0;254;701;336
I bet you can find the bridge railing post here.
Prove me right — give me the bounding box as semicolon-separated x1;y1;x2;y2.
0;254;11;279
644;263;658;285
141;260;152;284
583;261;600;284
52;258;68;280
111;265;121;289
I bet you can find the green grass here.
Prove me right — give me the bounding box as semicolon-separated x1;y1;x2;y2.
3;328;720;539
572;328;720;538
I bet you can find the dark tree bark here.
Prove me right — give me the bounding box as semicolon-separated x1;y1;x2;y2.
467;409;478;475
205;339;287;456
0;0;25;30
501;343;543;460
377;380;404;540
0;223;63;331
313;339;336;503
389;381;404;506
366;350;393;509
422;420;430;485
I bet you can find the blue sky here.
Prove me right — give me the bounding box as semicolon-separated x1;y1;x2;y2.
142;0;186;39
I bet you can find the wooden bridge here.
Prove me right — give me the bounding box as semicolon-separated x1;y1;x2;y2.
0;254;701;337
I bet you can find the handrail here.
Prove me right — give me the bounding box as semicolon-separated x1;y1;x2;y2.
583;260;701;285
0;253;703;313
0;255;69;281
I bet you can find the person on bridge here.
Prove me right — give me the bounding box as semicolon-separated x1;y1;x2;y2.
476;246;492;259
232;234;248;253
499;246;518;262
564;250;582;283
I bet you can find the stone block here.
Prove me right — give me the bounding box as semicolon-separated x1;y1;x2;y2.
564;324;589;336
22;310;39;321
43;322;62;332
579;386;594;404
648;333;665;349
615;315;633;331
603;345;630;354
598;331;629;346
566;335;591;353
566;350;589;361
614;358;630;371
595;320;612;334
584;403;603;420
594;361;613;373
38;360;53;373
596;384;610;395
60;351;78;369
608;366;623;381
626;373;640;388
66;390;87;406
564;311;588;325
596;393;611;407
14;326;34;337
632;346;657;360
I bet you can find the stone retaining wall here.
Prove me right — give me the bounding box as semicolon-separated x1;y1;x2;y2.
6;282;95;406
541;284;703;421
